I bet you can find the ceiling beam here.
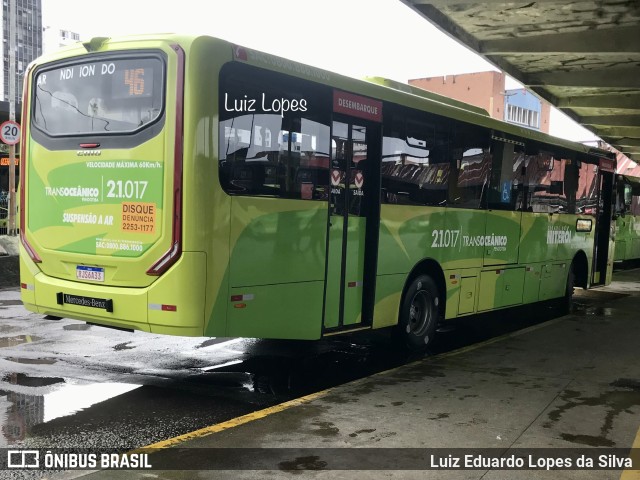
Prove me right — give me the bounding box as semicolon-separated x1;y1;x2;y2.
401;0;640;160
527;68;640;88
616;150;640;158
480;26;640;55
580;115;640;127
592;126;640;137
605;138;640;148
557;94;640;110
407;0;571;4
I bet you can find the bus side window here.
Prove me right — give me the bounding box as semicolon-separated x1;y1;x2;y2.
296;118;330;200
219;112;330;199
380;106;449;206
615;179;627;215
576;160;598;215
525;151;569;213
448;121;491;210
631;187;640;216
487;139;522;211
619;181;640;216
218;63;332;200
563;160;578;214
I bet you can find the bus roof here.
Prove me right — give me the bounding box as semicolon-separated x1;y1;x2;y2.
32;33;615;165
621;174;640;186
364;76;490;117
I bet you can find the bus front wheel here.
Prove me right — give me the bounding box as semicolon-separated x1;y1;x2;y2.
396;275;440;352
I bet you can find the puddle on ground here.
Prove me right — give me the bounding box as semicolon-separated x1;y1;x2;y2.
610;378;640;391
2;373;64;387
0;381;141;444
571;290;628;317
196;338;236;349
63;324;92;331
560;432;615;447
0;325;20;333
571;305;615;317
0;335;42;348
4;357;57;365
0;300;23;306
545;384;640;447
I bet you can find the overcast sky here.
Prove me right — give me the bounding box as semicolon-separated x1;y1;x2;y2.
42;0;598;143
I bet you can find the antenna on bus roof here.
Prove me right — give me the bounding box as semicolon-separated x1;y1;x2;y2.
83;37;110;52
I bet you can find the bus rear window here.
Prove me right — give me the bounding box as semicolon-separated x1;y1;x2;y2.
33;56;164;136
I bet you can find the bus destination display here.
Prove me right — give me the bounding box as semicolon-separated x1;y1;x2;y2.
36;61;154;99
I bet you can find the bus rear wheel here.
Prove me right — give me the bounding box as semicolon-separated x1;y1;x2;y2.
396;275;440;352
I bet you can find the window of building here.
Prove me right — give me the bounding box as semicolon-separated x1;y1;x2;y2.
506;104;540;130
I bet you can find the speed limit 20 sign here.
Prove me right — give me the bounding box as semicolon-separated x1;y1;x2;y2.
0;120;21;145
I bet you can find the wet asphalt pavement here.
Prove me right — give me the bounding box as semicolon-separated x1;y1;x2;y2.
0;277;631;454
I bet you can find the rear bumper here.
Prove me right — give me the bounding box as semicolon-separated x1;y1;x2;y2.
20;247;206;336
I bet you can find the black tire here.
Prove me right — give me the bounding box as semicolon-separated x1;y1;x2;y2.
396;275;440;352
563;261;576;314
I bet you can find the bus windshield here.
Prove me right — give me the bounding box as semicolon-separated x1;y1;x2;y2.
33;56;164;136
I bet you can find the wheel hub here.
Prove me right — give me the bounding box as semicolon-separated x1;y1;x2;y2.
408;290;432;337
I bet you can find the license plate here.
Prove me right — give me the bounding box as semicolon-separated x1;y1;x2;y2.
76;265;104;282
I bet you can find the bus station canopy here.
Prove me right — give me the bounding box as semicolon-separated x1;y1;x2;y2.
401;0;640;161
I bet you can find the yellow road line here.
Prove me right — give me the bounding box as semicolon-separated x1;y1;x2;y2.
436;316;567;360
132;388;331;452
133;313;568;453
620;425;640;478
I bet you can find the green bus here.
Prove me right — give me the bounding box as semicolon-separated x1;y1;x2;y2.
20;34;616;350
614;174;640;263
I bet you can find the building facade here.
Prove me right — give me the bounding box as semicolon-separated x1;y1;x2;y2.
0;1;42;229
43;27;80;53
409;71;550;134
1;0;42;105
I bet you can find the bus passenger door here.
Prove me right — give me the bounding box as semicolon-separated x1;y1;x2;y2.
592;163;615;286
323;118;381;333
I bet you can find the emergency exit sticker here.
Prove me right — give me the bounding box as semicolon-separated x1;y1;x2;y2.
354;172;364;189
121;202;156;234
331;169;341;186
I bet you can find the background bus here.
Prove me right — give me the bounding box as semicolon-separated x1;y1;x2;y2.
614;174;640;264
20;34;616;350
